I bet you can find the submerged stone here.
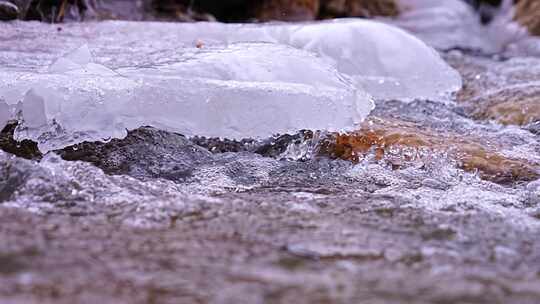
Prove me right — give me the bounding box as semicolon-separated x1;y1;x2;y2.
325;117;539;184
57;127;213;180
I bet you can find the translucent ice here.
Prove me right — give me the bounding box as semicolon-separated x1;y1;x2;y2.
0;43;373;151
278;20;462;100
48;43;93;73
0;101;13;129
0;20;464;151
0;20;461;100
48;44;118;76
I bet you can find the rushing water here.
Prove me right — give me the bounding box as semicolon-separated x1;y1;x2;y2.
0;1;540;303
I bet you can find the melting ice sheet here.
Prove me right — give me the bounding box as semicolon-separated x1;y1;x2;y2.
0;20;462;151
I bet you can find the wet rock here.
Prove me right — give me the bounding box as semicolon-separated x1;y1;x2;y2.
469;88;540;126
1;184;539;304
464;0;505;24
457;143;539;184
191;136;258;154
2;118;537;185
254;0;319;21
191;131;314;159
0;151;36;202
85;1;144;21
515;0;540;36
254;131;316;159
526;121;540;135
320;0;399;19
245;0;400;21
465;0;505;6
193;0;249;22
0;254;26;274
324;117;539;184
0;0;18;20
0;123;42;160
56;127;213;180
44;118;540;185
24;0;90;22
150;0;216;22
447;52;540;127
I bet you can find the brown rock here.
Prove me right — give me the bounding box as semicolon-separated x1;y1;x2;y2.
320;0;399;18
469;87;540;126
254;0;320;22
24;0;400;23
23;0;90;22
515;0;540;36
323;117;539;184
151;0;216;22
446;53;540;127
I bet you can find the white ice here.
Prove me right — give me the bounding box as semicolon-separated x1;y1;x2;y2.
1;43;373;151
0;20;462;151
262;20;462;100
0;101;14;130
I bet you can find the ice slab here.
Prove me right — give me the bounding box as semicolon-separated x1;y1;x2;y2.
0;19;461;100
0;19;464;151
1;43;373;152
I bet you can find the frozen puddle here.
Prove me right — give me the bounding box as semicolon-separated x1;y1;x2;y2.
0;19;461;151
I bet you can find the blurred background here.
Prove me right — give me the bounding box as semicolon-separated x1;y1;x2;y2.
1;0;537;36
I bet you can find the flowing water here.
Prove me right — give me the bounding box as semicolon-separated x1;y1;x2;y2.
0;1;540;303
